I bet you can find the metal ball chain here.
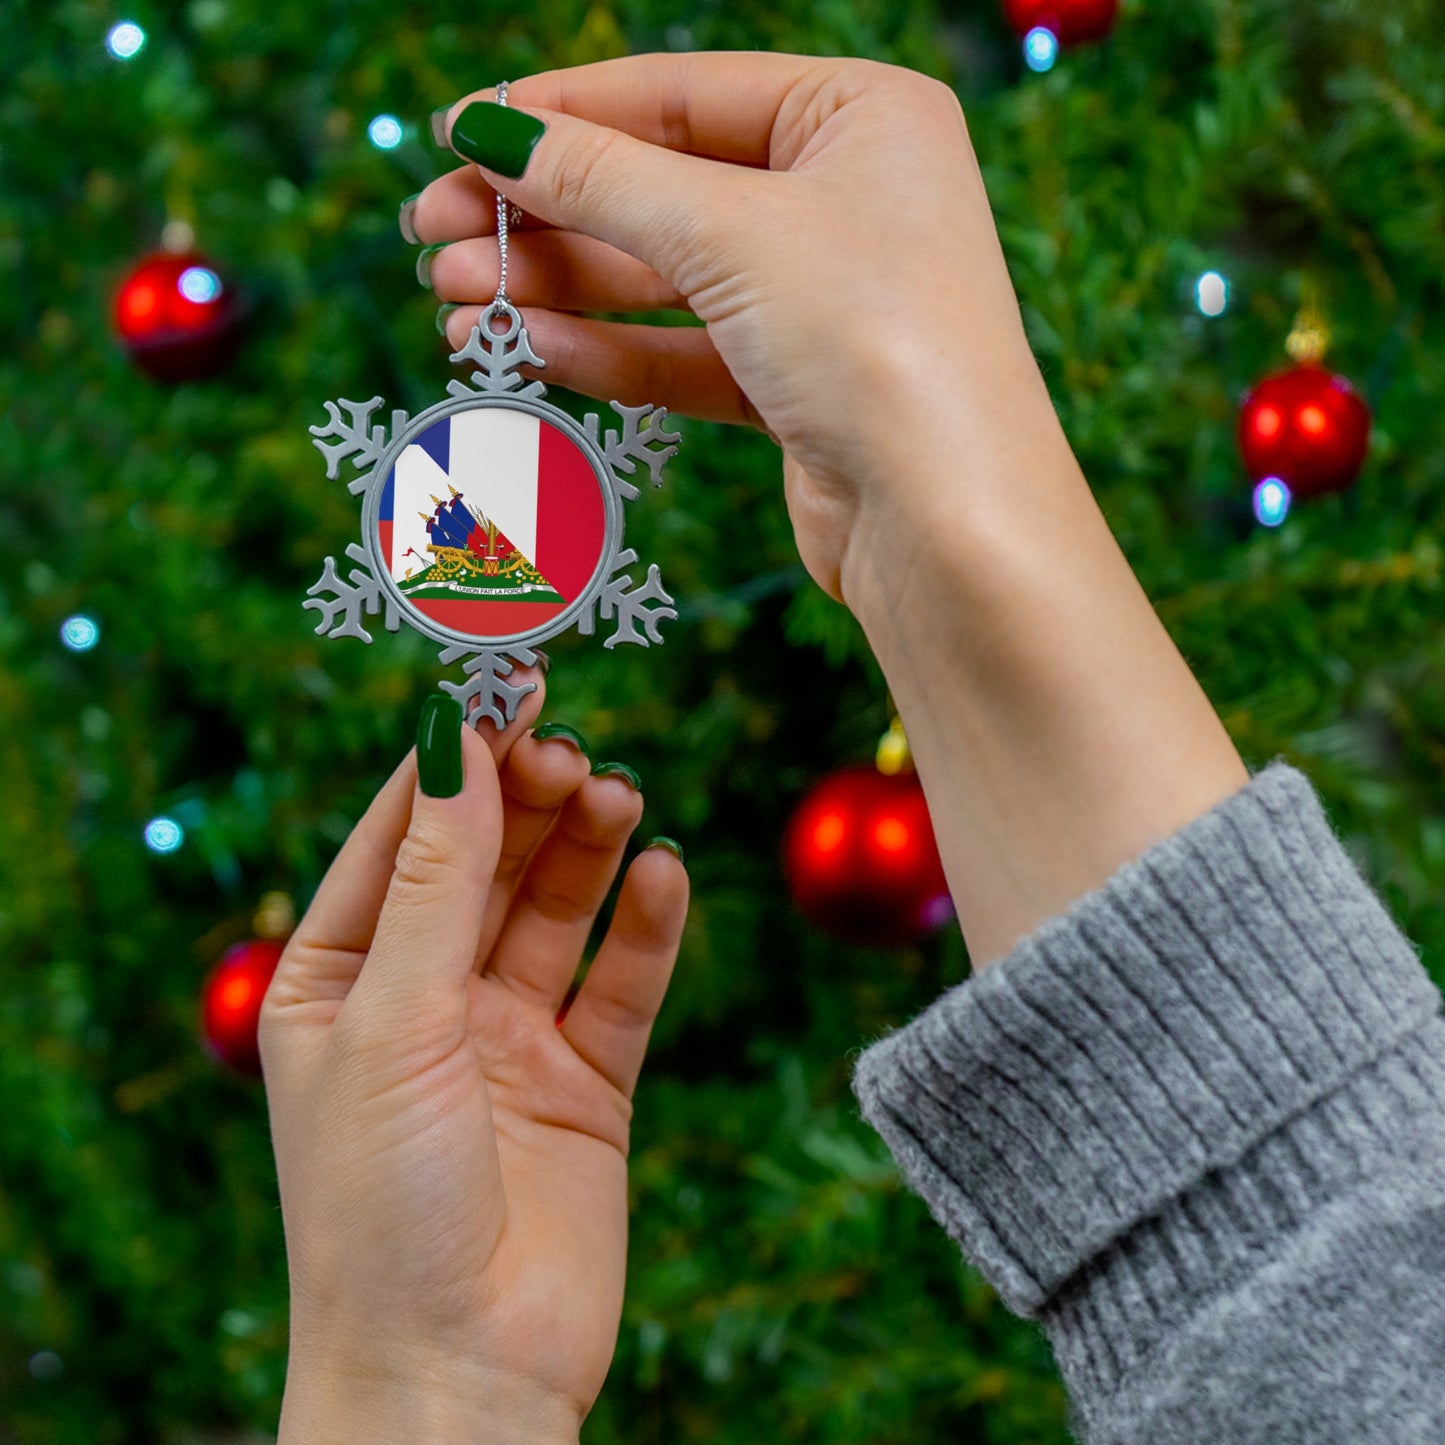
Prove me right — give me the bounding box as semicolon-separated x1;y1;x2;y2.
491;82;524;318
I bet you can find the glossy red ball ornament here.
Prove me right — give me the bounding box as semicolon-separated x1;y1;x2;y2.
200;939;284;1077
1003;0;1119;45
784;766;954;947
113;250;240;382
1237;362;1372;500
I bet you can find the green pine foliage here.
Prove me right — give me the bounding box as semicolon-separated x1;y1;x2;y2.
2;0;1443;1440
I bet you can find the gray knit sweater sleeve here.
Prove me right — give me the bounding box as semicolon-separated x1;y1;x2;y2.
849;758;1445;1442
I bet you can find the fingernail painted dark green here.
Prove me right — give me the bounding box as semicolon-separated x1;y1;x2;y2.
532;648;552;676
591;760;641;791
450;101;546;179
416;242;448;289
398;193;422;245
645;836;684;864
533;722;588;755
429;106;452;148
435;303;460;337
417;694;464;797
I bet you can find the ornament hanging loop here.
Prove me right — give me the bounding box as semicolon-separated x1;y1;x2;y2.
481;300;524;343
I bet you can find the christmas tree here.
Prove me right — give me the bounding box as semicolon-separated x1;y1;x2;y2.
3;0;1443;1441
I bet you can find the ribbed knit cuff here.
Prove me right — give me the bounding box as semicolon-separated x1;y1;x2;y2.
849;758;1444;1320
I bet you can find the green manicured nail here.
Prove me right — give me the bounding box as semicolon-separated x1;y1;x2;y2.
435;303;460;337
533;722;589;756
398;193;422;245
645;836;684;864
591;760;641;791
450;100;546;179
532;648;551;676
430;105;453;148
416;242;448;290
417;694;464;798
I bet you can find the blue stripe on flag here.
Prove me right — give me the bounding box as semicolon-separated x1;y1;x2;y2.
417;415;451;474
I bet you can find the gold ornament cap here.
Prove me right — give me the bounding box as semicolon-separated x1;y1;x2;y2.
1285;285;1331;365
253;891;296;940
875;715;913;776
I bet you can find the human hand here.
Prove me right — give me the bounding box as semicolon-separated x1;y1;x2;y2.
259;680;688;1442
410;53;1060;606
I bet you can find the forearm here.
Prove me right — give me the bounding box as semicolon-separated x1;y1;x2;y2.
842;356;1250;971
278;1347;582;1445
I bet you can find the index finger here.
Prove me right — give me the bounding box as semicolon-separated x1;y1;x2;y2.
457;51;848;168
277;670;545;969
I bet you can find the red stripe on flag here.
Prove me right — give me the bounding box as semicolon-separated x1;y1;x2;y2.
417;598;566;636
378;519;394;571
535;421;606;601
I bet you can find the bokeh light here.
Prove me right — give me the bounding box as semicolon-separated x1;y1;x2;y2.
60;615;100;652
28;1351;63;1383
368;114;404;150
1196;270;1229;317
144;817;185;853
1024;27;1059;72
178;266;222;303
1253;477;1292;528
105;21;146;59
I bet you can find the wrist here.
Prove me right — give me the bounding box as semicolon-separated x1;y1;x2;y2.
838;344;1083;639
279;1346;582;1445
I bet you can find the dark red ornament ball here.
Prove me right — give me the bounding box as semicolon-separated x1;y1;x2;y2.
1003;0;1119;45
200;939;284;1077
783;766;954;948
113;250;240;383
1238;362;1371;500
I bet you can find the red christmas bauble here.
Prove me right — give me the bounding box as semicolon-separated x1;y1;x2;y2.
200;939;284;1076
783;766;954;947
113;250;240;382
1237;362;1372;500
1003;0;1119;45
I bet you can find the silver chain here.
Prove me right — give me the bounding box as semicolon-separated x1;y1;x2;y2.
492;82;518;316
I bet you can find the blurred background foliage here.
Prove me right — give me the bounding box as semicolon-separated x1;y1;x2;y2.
2;0;1444;1440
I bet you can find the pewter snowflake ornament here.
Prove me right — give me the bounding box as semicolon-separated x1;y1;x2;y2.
304;302;681;728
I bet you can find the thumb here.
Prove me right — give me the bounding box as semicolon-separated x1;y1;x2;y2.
345;695;503;1035
440;94;759;292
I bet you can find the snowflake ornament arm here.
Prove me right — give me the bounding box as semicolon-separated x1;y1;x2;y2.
579;550;677;648
309;398;411;494
584;403;682;500
448;317;547;400
303;544;401;643
436;644;542;730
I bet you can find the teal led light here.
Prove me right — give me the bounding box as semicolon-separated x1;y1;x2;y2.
106;21;146;59
144;817;185;853
1024;27;1059;72
179;266;222;303
61;615;100;651
1196;271;1229;317
368;114;404;150
1253;477;1291;528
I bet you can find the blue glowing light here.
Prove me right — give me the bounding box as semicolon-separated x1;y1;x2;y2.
1024;26;1059;72
178;266;222;303
368;114;404;150
1196;270;1229;317
106;21;146;59
1253;477;1292;528
60;615;100;651
144;817;185;853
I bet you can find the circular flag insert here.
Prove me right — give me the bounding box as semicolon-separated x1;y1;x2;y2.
376;405;608;643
